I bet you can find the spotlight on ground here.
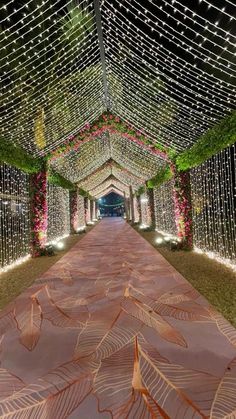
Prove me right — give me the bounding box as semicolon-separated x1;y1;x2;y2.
77;226;86;233
56;241;64;250
139;224;148;230
155;237;163;245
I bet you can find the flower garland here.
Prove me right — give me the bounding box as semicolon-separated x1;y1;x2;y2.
173;171;193;250
30;169;48;256
47;113;171;162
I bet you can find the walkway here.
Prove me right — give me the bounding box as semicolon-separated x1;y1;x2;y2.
0;218;236;418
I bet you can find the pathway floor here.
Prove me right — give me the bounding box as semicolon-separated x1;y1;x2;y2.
0;218;236;418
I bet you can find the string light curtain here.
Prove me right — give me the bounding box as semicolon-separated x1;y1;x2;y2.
0;164;30;269
78;160;143;192
133;196;140;223
153;180;177;236
140;192;152;227
1;0;105;155
190;144;236;265
77;194;86;229
47;183;70;243
50;131;164;185
101;1;235;151
1;0;235;159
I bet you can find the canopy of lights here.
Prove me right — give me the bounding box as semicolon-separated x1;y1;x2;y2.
0;0;235;270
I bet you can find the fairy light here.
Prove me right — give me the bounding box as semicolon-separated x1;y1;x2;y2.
190;144;236;265
139;191;152;227
153;180;177;236
95;187;124;199
0;163;30;270
47;183;70;243
51;131;164;184
89;177;130;198
77;194;86;231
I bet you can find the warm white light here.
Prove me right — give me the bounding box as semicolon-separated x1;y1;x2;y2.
77;226;86;232
156;237;163;244
56;241;64;250
139;224;148;229
0;255;31;275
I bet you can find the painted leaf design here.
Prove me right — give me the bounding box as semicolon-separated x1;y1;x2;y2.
74;305;121;359
138;341;218;418
0;361;92;418
121;297;187;347
0;368;25;400
155;284;200;304
0;305;17;337
210;356;236;418
94;339;169;418
38;287;85;328
15;297;42;351
129;286;211;322
46;289;89;321
209;309;236;348
93;311;143;362
60;267;74;285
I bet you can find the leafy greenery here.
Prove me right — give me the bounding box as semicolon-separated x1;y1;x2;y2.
0;137;43;173
147;166;173;188
176;111;236;171
48;168;76;190
78;188;92;199
135;186;146;197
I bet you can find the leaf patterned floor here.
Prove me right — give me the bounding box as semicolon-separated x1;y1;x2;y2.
0;218;236;418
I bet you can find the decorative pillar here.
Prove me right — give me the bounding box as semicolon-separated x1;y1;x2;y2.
147;188;155;230
92;200;96;221
84;197;89;224
30;168;48;257
173;170;193;249
134;196;140;223
129;186;135;223
70;190;78;234
90;199;94;221
136;196;141;223
140;191;152;227
124;191;129;220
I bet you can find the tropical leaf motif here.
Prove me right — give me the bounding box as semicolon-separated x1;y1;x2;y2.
59;267;74;285
95;335;218;418
45;289;89;321
0;361;92;418
209;309;236;348
0;335;4;362
128;285;211;322
138;338;219;418
14;297;42;351
0;368;25;400
210;356;236;418
38;287;85;328
94;339;168;418
74;305;122;360
93;312;143;362
0;305;17;337
152;283;200;304
121;295;187;347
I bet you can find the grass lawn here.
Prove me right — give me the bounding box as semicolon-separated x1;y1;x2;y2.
0;226;94;310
